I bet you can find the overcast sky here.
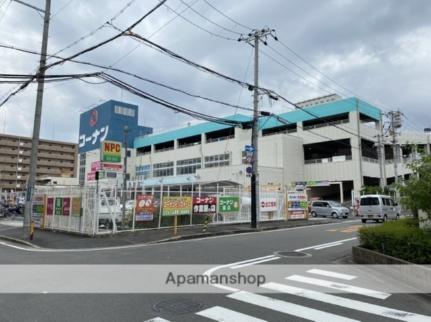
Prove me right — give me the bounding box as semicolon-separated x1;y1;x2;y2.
0;0;430;143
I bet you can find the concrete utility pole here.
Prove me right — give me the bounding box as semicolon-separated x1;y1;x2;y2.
238;28;274;229
424;128;431;155
355;98;364;188
121;125;129;228
22;0;51;239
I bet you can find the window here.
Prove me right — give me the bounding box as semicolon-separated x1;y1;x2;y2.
153;161;174;177
204;153;230;168
176;158;201;175
360;197;380;206
136;165;152;179
114;105;135;117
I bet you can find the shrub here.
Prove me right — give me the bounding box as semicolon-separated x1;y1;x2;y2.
358;219;431;264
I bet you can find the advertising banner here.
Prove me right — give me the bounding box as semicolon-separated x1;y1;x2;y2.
54;198;63;216
32;194;45;228
135;195;156;221
63;198;71;216
162;197;192;217
71;198;81;217
192;196;217;214
91;161;101;172
287;192;308;220
218;196;240;213
260;197;277;212
101;140;122;163
46;197;54;216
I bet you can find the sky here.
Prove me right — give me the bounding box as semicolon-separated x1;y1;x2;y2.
0;0;430;143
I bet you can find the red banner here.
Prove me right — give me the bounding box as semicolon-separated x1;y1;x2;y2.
63;198;71;216
135;195;156;221
193;196;217;214
46;197;54;216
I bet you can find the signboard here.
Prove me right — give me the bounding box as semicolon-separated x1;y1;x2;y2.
87;172;96;181
162;196;192;217
71;198;81;217
287;192;308;220
260;197;277;212
63;198;71;216
295;180;330;187
192;196;217;214
32;194;45;228
101;140;122;163
218;196;240;213
46;197;54;216
91;161;101;172
54;198;63;216
245;145;255;152
102;163;123;171
135;195;156;221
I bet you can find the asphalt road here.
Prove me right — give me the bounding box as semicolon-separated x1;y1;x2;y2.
0;219;430;322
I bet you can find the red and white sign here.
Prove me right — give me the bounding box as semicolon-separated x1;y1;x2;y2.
102;163;123;171
260;197;277;212
87;172;96;181
91;161;101;172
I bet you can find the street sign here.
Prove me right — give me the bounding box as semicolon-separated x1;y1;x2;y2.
245;145;255;153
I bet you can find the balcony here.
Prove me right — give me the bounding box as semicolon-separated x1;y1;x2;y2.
304;155;352;164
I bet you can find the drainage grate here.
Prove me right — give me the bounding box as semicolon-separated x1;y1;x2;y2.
153;299;204;315
275;251;311;258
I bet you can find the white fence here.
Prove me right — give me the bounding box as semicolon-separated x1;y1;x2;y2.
32;184;288;236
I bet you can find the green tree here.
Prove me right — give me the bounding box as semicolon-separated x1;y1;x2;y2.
399;155;431;220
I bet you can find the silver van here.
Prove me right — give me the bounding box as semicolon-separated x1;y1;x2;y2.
359;195;400;223
310;200;350;219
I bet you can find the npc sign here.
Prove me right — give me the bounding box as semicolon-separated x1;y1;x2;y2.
135;195;156;221
101;140;122;163
162;196;192;217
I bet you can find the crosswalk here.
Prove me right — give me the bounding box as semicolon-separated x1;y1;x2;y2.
145;268;431;322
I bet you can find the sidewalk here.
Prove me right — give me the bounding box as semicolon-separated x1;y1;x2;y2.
0;218;341;250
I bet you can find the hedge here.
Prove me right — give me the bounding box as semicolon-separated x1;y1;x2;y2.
358;219;431;264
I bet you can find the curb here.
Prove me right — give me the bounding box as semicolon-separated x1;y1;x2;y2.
0;235;41;248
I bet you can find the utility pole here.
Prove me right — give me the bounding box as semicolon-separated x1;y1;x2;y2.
238;28;275;229
121;125;129;228
388;110;402;184
355;98;364;188
22;0;51;239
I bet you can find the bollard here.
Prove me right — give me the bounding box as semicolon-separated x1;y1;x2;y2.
203;217;209;232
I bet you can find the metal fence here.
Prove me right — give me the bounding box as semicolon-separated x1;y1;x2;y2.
32;184;287;236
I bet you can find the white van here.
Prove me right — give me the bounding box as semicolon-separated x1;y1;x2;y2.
359;195;400;223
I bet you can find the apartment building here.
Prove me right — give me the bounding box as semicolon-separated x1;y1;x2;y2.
0;133;77;191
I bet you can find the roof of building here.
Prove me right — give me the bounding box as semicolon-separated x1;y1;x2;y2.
134;97;381;148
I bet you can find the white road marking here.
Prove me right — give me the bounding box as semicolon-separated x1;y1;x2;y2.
197;306;267;321
230;256;280;269
307;269;357;281
227;291;360;322
143;318;170;322
286;275;391;299
295;237;357;252
262;282;431;322
0;220;361;252
314;242;343;250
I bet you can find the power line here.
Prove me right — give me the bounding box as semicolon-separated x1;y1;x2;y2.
50;0;74;19
0;0;11;25
202;0;251;30
0;1;166;109
177;0;241;35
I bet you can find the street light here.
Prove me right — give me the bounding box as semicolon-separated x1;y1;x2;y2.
121;125;129;228
424;128;431;155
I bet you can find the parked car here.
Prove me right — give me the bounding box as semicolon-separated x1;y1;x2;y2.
310;200;350;219
98;198;122;228
359;195;400;223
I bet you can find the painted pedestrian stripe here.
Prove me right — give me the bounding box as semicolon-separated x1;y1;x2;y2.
196;306;267;321
307;269;357;281
286;274;391;299
227;291;360;322
143;318;170;322
261;282;431;322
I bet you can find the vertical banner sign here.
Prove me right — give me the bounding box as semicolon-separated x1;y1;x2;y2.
287;192;308;220
135;195;156;221
71;198;81;217
63;198;71;216
192;196;217;214
46;197;54;216
32;194;46;228
101;140;122;163
54;198;63;216
260;197;277;212
162;197;192;216
218;196;240;213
